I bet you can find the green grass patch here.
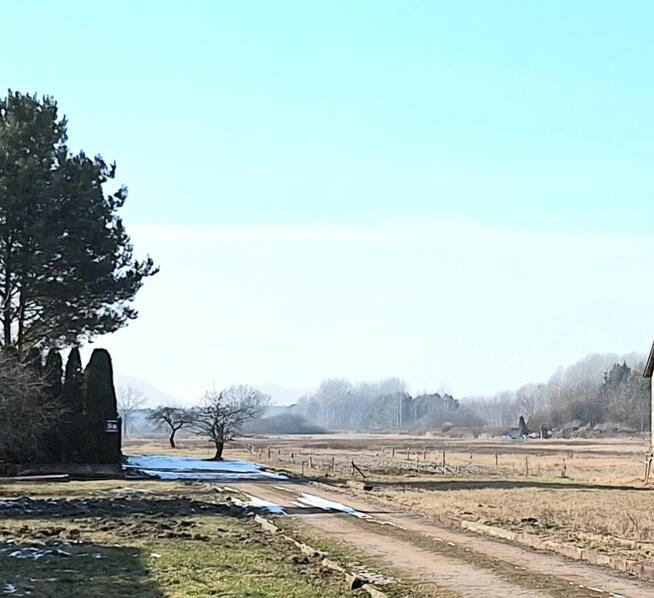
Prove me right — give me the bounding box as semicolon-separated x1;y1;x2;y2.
0;480;357;597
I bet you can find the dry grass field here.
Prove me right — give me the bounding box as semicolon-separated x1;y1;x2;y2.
124;433;654;567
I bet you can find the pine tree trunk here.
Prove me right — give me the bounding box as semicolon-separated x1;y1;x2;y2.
212;441;225;461
3;261;11;347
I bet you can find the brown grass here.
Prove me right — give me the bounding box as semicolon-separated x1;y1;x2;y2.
125;433;654;563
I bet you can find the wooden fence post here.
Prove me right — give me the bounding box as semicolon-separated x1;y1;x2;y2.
351;460;366;479
494;452;498;467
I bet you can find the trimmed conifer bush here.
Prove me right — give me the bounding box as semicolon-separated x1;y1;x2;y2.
42;349;64;462
62;348;84;462
83;349;121;464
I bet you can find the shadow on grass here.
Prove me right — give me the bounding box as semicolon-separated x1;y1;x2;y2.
0;496;233;520
0;542;165;598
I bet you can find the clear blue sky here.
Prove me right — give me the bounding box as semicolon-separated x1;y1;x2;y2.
3;2;654;402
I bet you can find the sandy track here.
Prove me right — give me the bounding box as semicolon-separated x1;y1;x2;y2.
232;479;654;598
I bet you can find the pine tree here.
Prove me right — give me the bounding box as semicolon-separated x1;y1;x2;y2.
62;347;84;462
83;349;121;464
0;91;158;353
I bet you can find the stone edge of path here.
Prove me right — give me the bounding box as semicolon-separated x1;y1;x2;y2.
460;520;654;580
251;513;389;598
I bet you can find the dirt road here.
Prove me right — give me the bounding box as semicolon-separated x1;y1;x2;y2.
231;478;654;598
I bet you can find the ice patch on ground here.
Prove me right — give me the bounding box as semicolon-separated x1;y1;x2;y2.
124;455;286;481
139;470;284;481
296;493;371;518
231;494;286;514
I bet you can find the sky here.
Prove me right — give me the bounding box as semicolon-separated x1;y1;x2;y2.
3;2;654;403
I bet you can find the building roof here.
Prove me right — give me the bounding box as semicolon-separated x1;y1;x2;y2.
644;339;654;378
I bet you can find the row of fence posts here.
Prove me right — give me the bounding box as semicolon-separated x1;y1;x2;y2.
249;443;571;479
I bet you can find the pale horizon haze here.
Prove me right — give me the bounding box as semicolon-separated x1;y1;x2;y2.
4;2;653;404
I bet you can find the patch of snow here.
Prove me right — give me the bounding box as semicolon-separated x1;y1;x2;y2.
231;494;286;515
109;487;152;495
7;548;49;561
296;493;371;519
139;469;284;481
124;455;286;481
126;454;267;473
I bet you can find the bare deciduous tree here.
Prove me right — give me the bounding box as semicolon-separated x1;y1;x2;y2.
192;385;270;460
117;385;147;437
0;353;64;463
148;406;194;449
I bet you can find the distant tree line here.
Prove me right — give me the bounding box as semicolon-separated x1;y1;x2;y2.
139;353;652;446
464;353;650;433
280;353;650;435
290;378;482;431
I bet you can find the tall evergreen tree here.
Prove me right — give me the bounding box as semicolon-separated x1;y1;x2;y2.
62;347;84;462
0;91;158;356
83;349;121;464
26;347;43;376
44;349;63;399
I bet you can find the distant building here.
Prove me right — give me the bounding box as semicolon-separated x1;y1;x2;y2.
641;341;654;446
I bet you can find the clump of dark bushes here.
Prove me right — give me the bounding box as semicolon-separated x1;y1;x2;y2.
242;413;327;435
0;347;121;465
